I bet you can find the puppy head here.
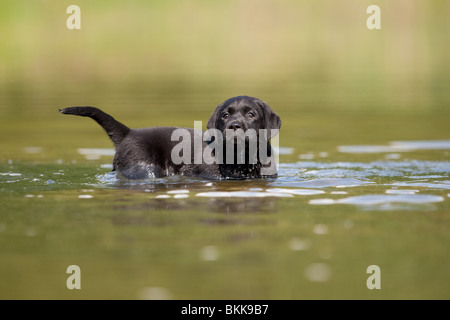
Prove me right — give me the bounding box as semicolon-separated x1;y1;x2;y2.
207;96;281;139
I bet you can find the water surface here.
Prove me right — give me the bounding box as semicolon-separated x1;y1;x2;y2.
0;81;449;299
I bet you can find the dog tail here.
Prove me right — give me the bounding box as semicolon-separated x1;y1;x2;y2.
60;106;130;146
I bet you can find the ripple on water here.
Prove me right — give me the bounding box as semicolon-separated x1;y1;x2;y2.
309;194;444;206
280;160;450;178
89;159;449;209
385;189;419;195
265;188;325;195
270;177;375;189
338;140;450;153
195;191;293;198
390;182;450;190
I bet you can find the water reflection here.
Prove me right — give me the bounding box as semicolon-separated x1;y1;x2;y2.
96;171;290;216
111;195;281;219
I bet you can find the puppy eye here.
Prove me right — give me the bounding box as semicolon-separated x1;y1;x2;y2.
222;112;229;119
247;112;255;118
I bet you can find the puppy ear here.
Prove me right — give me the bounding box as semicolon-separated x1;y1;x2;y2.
207;102;225;129
256;99;281;139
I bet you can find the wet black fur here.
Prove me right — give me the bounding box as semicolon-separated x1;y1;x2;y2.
60;96;281;180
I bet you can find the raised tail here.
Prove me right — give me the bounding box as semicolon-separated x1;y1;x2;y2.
60;106;130;146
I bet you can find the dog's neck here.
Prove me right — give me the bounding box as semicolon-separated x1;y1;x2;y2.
217;141;267;179
218;162;262;180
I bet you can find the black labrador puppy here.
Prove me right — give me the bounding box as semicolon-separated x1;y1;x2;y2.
60;96;281;180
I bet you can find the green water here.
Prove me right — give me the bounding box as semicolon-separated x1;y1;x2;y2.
1;0;450;300
0;80;449;300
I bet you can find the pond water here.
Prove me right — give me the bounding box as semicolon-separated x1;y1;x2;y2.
0;81;449;299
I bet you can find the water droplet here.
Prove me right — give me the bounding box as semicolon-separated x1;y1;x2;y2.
385;189;419;195
78;148;115;156
138;287;172;300
299;153;315;160
196;191;292;198
173;194;189;199
155;195;170;199
78;195;93;199
313;224;328;235
385;153;401;160
309;198;335;205
23;147;43;154
200;245;219;261
266;188;325;195
167;190;189;194
289;238;311;251
25;228;37;237
304;263;331;282
278;147;294;155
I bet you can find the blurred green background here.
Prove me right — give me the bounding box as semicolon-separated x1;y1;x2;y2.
1;0;449;83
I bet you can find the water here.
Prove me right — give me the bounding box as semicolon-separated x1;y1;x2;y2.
1;135;449;299
3;156;449;210
2;0;450;300
0;78;449;299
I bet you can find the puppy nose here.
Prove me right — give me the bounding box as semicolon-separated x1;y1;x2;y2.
229;121;242;130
